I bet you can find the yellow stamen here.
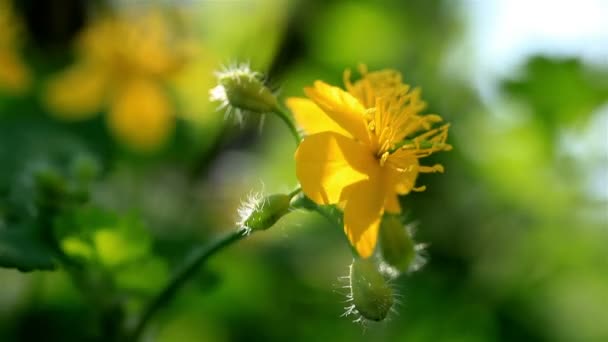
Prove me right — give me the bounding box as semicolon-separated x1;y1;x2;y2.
379;152;389;167
420;164;445;173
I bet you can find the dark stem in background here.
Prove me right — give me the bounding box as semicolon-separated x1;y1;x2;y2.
188;123;231;180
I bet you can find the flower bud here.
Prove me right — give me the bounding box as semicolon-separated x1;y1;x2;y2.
346;258;394;322
379;215;416;273
238;193;291;233
210;64;278;121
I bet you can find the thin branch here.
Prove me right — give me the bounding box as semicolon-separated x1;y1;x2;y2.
129;228;248;340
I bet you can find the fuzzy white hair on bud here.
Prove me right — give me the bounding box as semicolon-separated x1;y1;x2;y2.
340;259;399;326
236;189;292;234
405;224;428;273
379;217;429;278
209;82;242;124
236;190;265;235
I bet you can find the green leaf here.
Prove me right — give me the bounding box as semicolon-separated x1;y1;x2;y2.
502;56;608;136
0;223;56;272
54;207;152;269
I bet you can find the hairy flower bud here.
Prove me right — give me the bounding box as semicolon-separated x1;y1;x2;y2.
237;193;291;233
210;63;278;122
345;258;394;322
379;215;415;272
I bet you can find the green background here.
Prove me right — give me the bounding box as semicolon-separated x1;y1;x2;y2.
1;0;607;341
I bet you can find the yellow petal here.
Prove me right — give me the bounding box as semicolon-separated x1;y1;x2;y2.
385;150;420;195
125;12;184;76
78;18;117;62
382;161;403;213
0;51;30;94
343;177;386;258
107;79;174;152
286;97;351;138
45;63;108;120
295;132;378;205
304;81;370;144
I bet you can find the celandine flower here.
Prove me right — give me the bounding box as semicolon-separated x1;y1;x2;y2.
288;65;451;258
44;11;188;152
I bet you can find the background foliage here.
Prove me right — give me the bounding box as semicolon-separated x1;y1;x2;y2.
1;0;607;341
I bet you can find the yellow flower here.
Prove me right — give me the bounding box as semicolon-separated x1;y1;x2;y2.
0;0;30;93
45;12;187;152
288;66;451;258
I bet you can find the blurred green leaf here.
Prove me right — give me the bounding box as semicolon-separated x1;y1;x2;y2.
54;207;152;269
0;223;56;271
114;257;169;295
502;56;608;136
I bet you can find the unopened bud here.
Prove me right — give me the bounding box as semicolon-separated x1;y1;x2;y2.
346;258;394;322
379;215;416;273
238;193;291;233
210;64;278;121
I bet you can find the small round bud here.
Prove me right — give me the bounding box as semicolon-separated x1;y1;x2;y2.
238;193;291;233
210;64;278;122
379;215;416;273
347;258;394;322
217;75;277;113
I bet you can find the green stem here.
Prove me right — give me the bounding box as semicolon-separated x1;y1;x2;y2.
287;187;302;200
290;194;343;228
129;228;248;341
272;106;302;145
290;195;359;256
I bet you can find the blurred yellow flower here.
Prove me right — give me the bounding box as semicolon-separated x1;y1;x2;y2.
289;66;451;258
0;0;30;93
45;12;188;152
